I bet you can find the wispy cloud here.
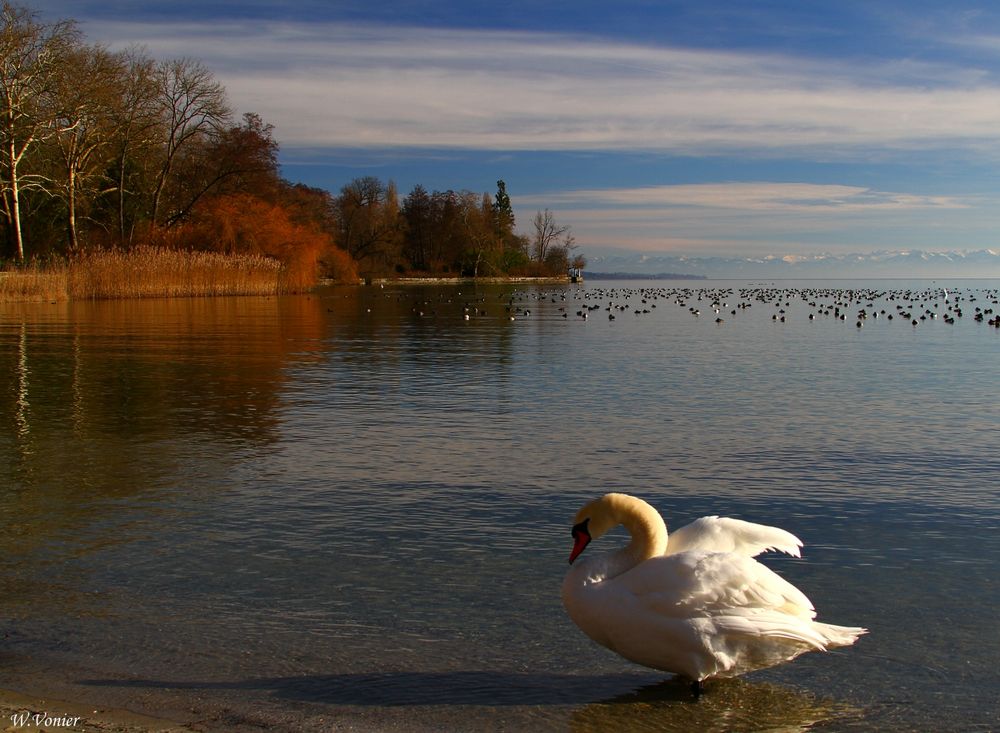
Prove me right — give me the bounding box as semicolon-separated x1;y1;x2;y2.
510;182;983;255
86;20;1000;155
527;182;971;212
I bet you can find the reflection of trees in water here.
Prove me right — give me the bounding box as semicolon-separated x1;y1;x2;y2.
570;676;859;733
0;295;326;616
2;295;327;455
322;282;525;412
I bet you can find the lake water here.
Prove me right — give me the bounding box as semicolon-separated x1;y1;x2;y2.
1;279;998;732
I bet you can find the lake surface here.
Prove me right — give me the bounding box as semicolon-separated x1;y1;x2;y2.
1;279;998;731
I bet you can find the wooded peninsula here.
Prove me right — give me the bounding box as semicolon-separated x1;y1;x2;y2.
0;2;583;301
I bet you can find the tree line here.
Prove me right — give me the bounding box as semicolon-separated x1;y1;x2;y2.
342;177;582;278
0;2;581;281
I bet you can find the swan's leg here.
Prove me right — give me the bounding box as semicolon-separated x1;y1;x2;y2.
691;679;703;698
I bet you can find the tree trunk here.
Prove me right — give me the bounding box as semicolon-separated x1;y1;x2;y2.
67;166;77;251
8;140;23;261
117;153;126;242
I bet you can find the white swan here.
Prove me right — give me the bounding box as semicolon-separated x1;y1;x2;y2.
562;493;866;692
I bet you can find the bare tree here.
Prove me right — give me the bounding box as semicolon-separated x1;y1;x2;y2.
0;1;78;259
104;46;159;244
336;176;402;270
51;43;124;250
402;184;432;271
459;191;495;277
150;57;230;228
158;112;279;230
532;208;570;263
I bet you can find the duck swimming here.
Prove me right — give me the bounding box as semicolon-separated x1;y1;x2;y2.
562;493;866;694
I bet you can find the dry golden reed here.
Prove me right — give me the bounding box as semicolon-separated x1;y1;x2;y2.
0;262;69;302
0;247;302;302
66;246;284;299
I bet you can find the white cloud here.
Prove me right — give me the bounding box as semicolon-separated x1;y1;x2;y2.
85;20;1000;154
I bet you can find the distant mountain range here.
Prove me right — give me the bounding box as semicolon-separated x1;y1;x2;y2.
584;249;1000;279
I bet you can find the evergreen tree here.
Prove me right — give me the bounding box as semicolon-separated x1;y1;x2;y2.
493;179;514;248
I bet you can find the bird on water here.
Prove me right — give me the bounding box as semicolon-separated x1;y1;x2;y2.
562;493;866;696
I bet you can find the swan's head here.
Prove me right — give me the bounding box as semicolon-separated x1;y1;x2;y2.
568;493;631;564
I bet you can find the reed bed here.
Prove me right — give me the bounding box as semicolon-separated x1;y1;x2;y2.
66;247;284;299
0;263;69;302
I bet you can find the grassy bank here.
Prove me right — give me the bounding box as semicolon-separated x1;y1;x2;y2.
0;247;291;303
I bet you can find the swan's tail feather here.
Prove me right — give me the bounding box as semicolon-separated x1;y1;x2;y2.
814;622;867;648
715;615;867;651
715;614;831;650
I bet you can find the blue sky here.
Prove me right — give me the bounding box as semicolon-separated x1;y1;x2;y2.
30;1;1000;261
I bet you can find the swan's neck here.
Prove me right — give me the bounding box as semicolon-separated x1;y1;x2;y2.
618;499;668;567
575;495;668;583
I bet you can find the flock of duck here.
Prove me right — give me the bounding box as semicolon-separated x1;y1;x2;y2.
356;283;1000;331
496;284;1000;329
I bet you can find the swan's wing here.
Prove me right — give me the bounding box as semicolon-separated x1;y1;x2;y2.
570;551;838;679
620;551;816;622
666;516;803;557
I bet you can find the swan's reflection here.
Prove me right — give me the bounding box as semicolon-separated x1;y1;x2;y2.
570;676;858;733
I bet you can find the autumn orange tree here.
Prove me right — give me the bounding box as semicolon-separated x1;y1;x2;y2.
174;192;356;290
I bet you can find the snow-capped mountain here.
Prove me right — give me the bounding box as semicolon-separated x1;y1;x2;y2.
584;249;1000;279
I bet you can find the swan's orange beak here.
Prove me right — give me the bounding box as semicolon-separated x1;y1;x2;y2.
569;519;591;564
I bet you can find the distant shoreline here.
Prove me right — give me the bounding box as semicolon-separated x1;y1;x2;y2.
346;272;709;285
337;276;573;286
583;271;707;280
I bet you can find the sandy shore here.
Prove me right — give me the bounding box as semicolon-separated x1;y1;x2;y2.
0;689;190;733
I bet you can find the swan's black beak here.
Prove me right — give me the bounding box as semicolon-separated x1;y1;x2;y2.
569;518;591;564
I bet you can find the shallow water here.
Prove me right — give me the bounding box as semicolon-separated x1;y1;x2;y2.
1;280;999;731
